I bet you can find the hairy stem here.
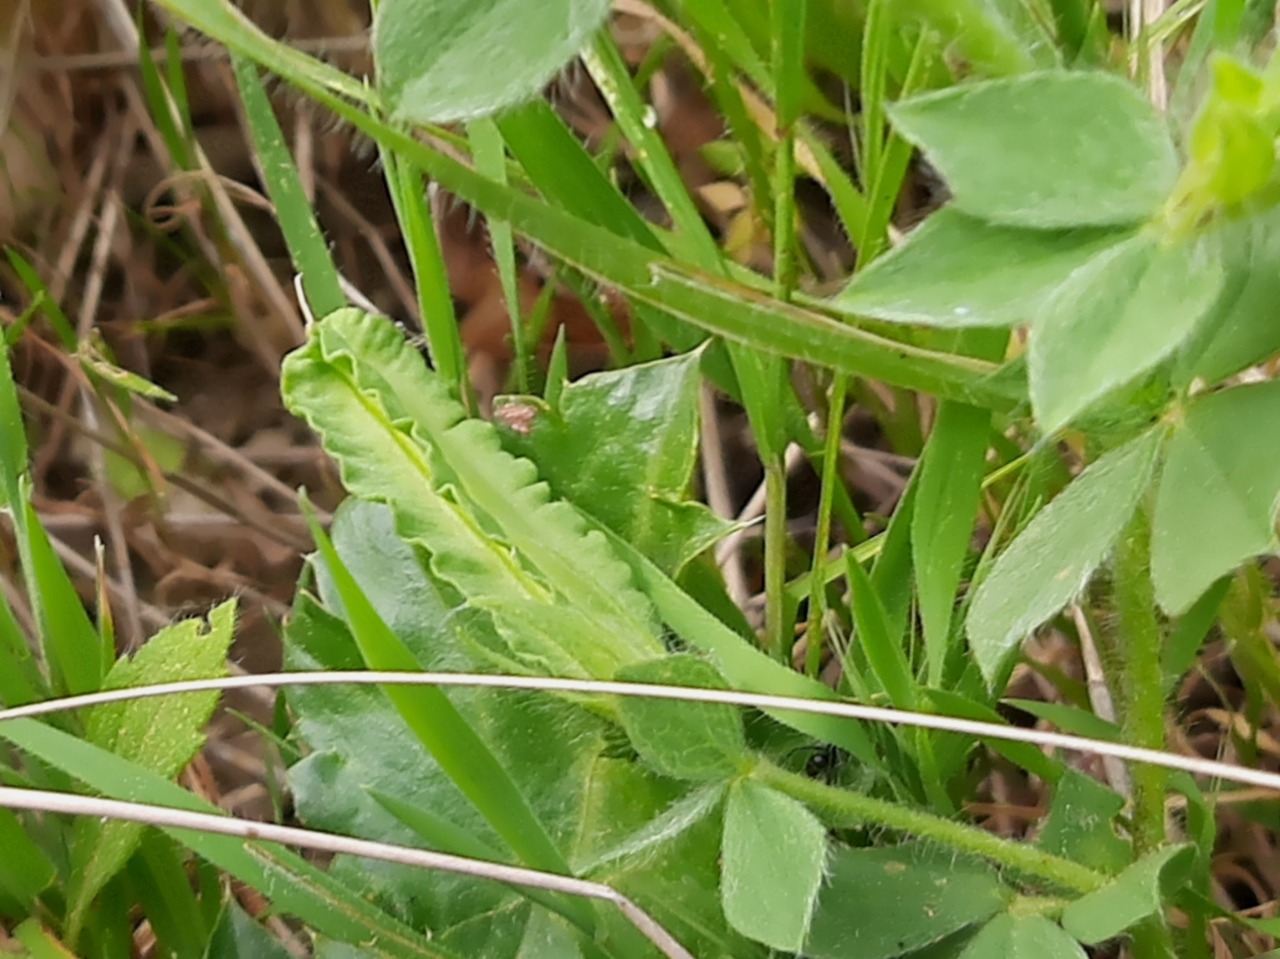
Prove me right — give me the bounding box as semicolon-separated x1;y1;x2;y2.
753;761;1105;894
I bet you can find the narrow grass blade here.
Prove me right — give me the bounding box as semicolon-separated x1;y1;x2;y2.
467;117;531;391
300;502;588;912
380;151;465;393
152;5;1020;407
232;55;344;317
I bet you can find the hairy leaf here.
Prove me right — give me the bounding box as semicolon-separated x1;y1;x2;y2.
835;208;1128;328
889;72;1178;228
1153;381;1280;613
721;781;826;951
64;601;235;936
374;0;611;123
967;430;1163;683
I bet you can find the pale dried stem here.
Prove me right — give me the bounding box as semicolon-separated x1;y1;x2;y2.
699;384;749;605
1072;603;1133;798
4;671;1280;792
0;786;697;959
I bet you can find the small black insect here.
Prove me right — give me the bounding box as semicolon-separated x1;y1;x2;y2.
804;743;848;783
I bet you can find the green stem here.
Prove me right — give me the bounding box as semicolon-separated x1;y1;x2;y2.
1113;510;1167;856
772;128;798;299
764;457;789;662
1113;508;1176;959
806;373;849;677
770;0;803;301
753;762;1105;894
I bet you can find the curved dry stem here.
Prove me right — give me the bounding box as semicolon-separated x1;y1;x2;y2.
0;786;695;959
2;670;1278;792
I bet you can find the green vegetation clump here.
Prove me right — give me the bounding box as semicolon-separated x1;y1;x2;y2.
2;1;1280;957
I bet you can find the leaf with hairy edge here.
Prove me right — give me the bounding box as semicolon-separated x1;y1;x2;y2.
966;430;1163;684
958;914;1086;959
495;351;734;576
1152;381;1280;614
889;72;1178;228
616;655;749;782
721;780;827;951
804;843;1009;959
1060;845;1196;944
280;310;663;677
835;208;1130;328
1173;207;1280;389
306;309;661;657
374;0;611;124
63;601;236;937
1029;232;1223;435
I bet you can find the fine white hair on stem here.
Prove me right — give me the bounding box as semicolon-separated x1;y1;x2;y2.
0;786;695;959
2;671;1279;793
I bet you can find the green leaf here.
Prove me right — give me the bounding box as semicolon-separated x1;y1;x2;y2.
0;719;456;958
301;503;583;897
897;0;1052;76
958;914;1085;959
0;809;54;905
913;398;994;685
494;352;732;576
1;327;103;695
1059;845;1196;944
615;655;749;782
232;54;344;317
17;499;106;696
804;843;1009;959
1029;232;1223;434
721;780;827;951
835;208;1129;328
967;430;1162;684
1038;770;1129;874
1174;207;1280;389
280;310;663;679
1152;381;1280;614
208;901;296;959
373;0;611;123
889;72;1178;228
64;600;237;937
845;553;916;709
11;920;77;959
304;309;662;656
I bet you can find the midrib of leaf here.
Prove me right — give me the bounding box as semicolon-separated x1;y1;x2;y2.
316;311;664;657
283;337;544;607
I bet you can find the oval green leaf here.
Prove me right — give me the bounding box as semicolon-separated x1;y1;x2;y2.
1152;381;1280;614
1173;206;1280;389
889;72;1178;228
1029;232;1223;435
1060;845;1195;944
616;654;749;782
834;207;1130;328
722;780;827;951
959;914;1086;959
374;0;612;123
804;843;1009;959
967;429;1163;684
